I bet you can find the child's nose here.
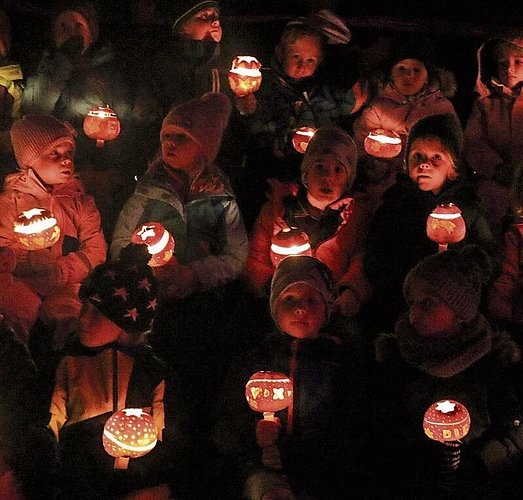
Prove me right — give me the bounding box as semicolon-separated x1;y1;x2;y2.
294;306;306;316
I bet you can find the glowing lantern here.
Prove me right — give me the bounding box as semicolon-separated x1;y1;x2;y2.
83;105;121;147
228;56;262;97
363;129;402;158
292;126;316;154
13;208;60;250
270;227;312;267
131;222;175;267
426;203;466;252
103;408;158;469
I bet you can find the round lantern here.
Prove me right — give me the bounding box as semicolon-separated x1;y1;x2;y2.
426;203;466;252
103;408;158;469
228;56;263;97
363;129;402;159
83;105;121;147
292;127;316;154
245;371;293;419
13;208;60;250
270;227;312;268
131;222;175;267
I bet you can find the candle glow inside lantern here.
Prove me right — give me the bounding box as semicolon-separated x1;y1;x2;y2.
270;227;312;267
363;129;402;158
103;408;158;470
13;208;60;250
83;105;121;147
228;56;262;97
426;203;466;252
292;127;316;154
131;222;175;267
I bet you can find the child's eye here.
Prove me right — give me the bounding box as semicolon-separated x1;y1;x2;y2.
334;166;344;174
432;154;442;162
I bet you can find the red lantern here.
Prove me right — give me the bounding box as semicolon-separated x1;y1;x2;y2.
131;222;175;267
363;129;402;159
292;127;316;154
245;371;293;418
228;56;262;97
83;105;121;147
103;408;158;469
13;208;60;250
426;203;466;252
270;227;312;268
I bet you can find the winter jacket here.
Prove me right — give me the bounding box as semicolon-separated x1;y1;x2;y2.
370;314;523;498
244;187;372;312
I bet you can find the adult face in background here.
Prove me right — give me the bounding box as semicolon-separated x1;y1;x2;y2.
179;7;222;43
53;10;93;52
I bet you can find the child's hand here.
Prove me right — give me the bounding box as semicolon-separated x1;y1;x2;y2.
334;289;360;317
262;488;296;500
235;93;257;116
256;417;282;448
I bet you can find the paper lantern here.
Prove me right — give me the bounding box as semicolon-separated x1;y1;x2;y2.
83;105;121;147
13;208;60;250
426;203;466;252
131;222;175;267
270;227;312;267
228;56;262;97
245;371;293;419
423;399;470;443
364;129;402;158
103;408;158;469
292;127;316;154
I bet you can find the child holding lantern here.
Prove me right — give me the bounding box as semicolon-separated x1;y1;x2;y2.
213;256;372;500
369;245;523;499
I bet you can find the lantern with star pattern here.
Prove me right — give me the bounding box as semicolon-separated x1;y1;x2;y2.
426;203;466;252
228;56;263;97
131;222;175;267
13;207;61;250
83;105;121;147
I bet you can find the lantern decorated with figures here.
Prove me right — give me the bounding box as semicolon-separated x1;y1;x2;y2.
292;127;316;154
103;408;158;469
13;208;60;250
270;227;312;267
83;105;121;147
131;222;175;267
364;129;402;158
426;203;466;252
228;56;263;97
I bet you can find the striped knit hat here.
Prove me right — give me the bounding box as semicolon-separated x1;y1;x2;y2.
10;115;76;169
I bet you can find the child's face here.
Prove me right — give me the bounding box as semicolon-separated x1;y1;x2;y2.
31;139;75;187
53;10;92;51
408;136;455;195
407;281;463;338
161;131;204;174
179;8;222;42
391;59;428;96
496;46;523;89
305;155;348;206
275;282;325;339
277;35;322;80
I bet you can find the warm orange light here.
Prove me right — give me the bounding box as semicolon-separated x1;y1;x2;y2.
270;227;312;267
228;56;262;97
83;105;121;147
423;399;470;443
364;129;402;158
426;203;466;252
131;222;175;267
292;127;316;154
13;208;60;250
245;371;293;419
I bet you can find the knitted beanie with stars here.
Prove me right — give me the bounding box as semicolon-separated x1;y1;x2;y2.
79;243;159;334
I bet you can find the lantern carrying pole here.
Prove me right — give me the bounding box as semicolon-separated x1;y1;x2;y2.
112;348;129;469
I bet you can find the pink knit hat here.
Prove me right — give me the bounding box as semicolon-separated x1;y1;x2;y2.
10;115;76;169
160;92;231;163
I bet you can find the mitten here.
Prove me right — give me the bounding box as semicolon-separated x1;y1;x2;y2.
256;418;281;448
334;288;360;317
235;93;257;116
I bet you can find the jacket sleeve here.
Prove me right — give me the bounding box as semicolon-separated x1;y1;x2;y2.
48;358;69;441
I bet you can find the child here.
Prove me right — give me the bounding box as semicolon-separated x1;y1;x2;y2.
463;31;523;240
370;245;523;498
0;114;107;348
213;256;372;500
363;113;497;335
48;243;179;500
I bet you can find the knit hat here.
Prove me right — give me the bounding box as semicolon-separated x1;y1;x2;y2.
10;115;77;169
405;113;463;167
270;255;335;325
301;126;357;190
79;243;159;335
54;1;99;44
161;92;231;163
171;0;219;35
387;35;436;73
403;245;493;323
285;9;351;45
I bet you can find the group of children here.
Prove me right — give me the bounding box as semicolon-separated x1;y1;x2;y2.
0;1;523;499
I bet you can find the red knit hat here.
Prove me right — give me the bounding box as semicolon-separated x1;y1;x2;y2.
10;115;76;169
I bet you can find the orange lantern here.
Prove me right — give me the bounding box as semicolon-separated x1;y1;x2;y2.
270;227;312;267
245;371;293;419
131;222;175;267
13;208;60;250
363;129;402;159
83;105;121;147
228;56;262;97
292;126;316;154
426;203;466;252
103;408;158;469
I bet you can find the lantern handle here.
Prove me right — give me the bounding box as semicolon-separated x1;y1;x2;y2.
112;348;118;412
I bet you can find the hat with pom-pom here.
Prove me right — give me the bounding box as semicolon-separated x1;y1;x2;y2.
161;92;231;163
79;243;159;335
403;245;493;322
